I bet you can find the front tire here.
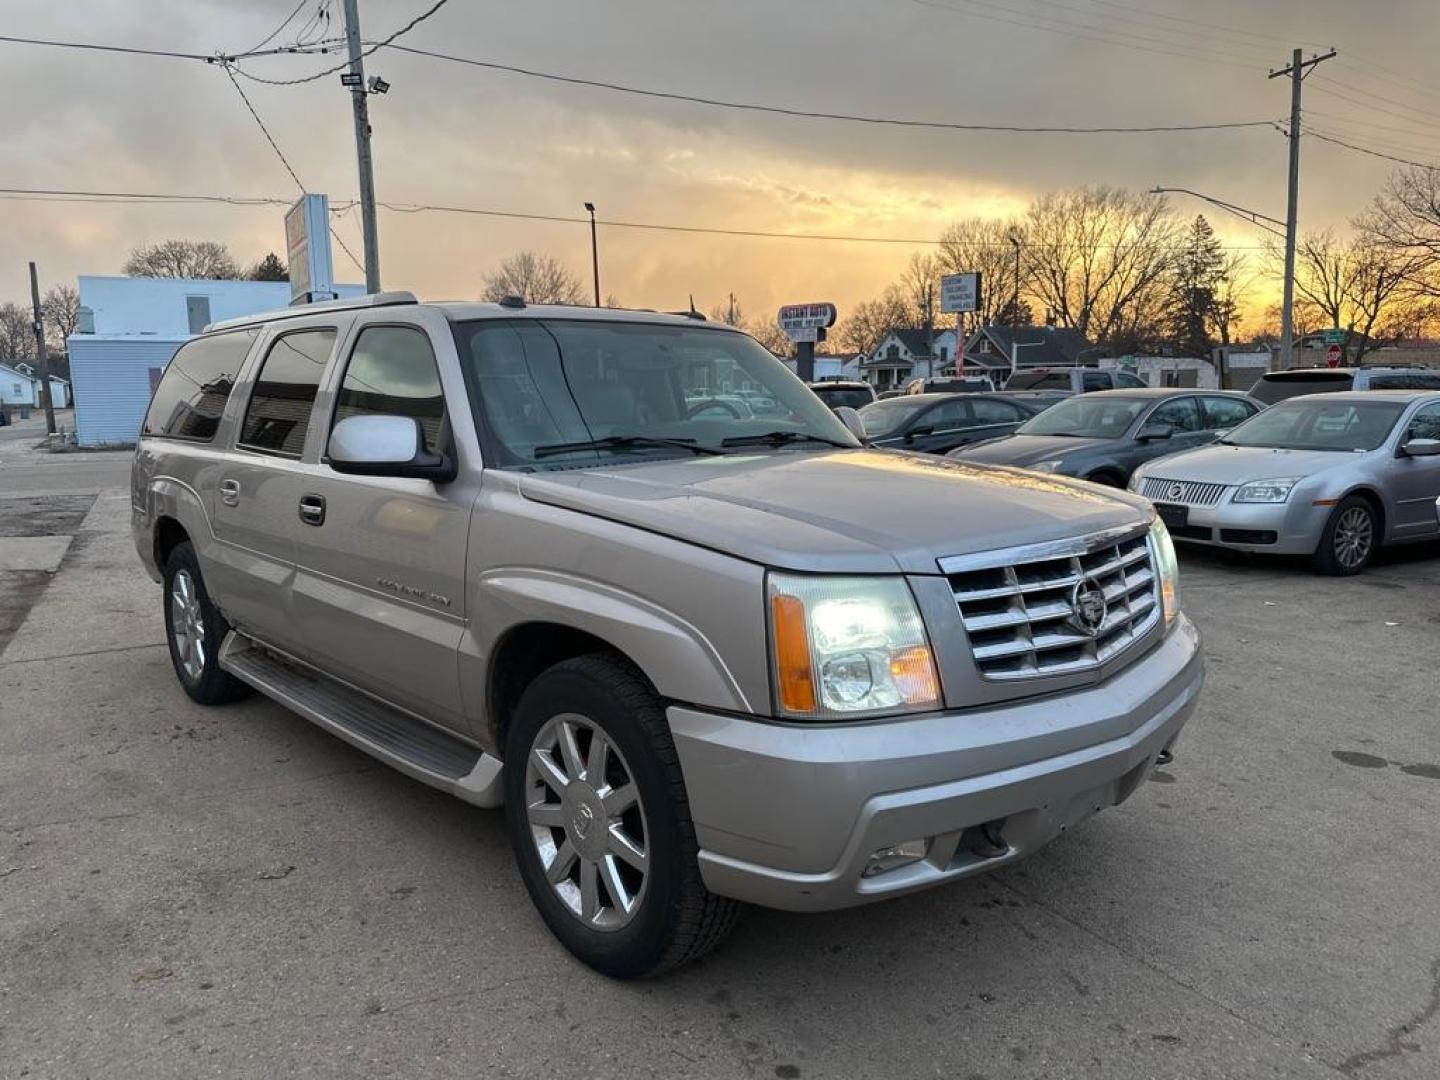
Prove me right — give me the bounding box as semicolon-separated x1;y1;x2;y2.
1311;495;1377;575
162;541;250;704
503;654;740;978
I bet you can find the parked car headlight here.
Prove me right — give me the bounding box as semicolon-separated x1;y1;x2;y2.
1150;517;1181;627
1028;460;1063;474
767;573;940;720
1232;477;1300;503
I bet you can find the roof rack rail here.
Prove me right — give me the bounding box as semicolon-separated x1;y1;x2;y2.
203;290;418;334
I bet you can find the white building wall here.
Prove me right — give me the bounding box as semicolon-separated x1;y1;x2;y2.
69;337;186;446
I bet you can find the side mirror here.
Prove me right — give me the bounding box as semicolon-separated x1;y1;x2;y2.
833;406;868;444
1137;423;1173;442
1400;437;1440;458
327;414;456;482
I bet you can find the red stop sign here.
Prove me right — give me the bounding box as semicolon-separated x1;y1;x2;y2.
1326;344;1342;367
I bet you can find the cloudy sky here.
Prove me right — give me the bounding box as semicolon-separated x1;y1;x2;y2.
4;0;1439;323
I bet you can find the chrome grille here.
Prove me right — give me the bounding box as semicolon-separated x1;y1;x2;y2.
1140;477;1226;507
945;529;1159;681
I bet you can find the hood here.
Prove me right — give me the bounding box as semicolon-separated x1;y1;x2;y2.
951;434;1113;467
517;448;1150;574
1138;442;1367;484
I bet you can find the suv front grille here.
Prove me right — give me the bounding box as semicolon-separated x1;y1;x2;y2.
945;529;1159;681
1139;477;1226;506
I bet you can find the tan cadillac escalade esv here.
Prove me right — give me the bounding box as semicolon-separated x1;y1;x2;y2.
132;293;1203;977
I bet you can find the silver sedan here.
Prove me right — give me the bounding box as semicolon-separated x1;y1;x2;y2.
1129;390;1440;574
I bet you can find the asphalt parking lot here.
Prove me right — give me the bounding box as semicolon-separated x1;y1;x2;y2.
3;434;1438;1078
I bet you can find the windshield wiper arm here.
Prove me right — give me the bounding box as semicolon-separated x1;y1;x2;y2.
533;434;725;459
720;430;853;449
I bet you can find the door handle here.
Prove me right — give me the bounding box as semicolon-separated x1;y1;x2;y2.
219;478;240;507
298;493;327;527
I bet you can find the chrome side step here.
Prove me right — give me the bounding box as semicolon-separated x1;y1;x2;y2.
219;633;504;808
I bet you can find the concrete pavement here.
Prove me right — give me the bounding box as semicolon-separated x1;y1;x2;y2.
1;466;1438;1078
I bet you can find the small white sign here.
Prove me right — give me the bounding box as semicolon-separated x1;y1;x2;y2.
940;272;981;314
786;326;819;343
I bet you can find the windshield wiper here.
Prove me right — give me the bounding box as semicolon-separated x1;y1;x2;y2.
533;434;725;460
720;430;854;449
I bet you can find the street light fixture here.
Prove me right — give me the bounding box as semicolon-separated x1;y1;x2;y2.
1008;228;1022;330
584;202;600;307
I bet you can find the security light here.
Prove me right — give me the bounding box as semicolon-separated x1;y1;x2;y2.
368;76;390;94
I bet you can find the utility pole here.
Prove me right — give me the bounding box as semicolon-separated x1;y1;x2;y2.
342;0;381;292
584;202;600;306
28;262;57;436
1270;47;1336;369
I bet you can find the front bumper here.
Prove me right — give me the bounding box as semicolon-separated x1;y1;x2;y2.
1159;497;1330;555
669;615;1203;912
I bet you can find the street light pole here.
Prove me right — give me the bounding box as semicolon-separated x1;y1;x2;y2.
1008;230;1022;329
584;202;600;307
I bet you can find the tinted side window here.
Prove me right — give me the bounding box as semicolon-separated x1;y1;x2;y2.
333;326;447;453
1115;372;1147;389
239;329;336;456
1370;373;1440;390
1147;397;1203;433
1406;403;1440;442
142;328;258;441
970;398;1022;423
1032;372;1069;390
923;401;971;430
1082;371;1110;391
1201;396;1256;429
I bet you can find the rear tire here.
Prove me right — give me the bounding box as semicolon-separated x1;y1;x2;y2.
503;653;740;978
162;542;251;705
1311;495;1377;576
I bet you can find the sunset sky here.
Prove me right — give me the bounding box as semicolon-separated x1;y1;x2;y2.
4;0;1439;327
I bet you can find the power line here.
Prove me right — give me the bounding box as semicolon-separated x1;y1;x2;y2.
1311;76;1440;130
0;33;216;62
238;0;309;56
229;0;450;84
1304;127;1440;172
385;44;1275;134
222;64;305;193
0;185;1280;249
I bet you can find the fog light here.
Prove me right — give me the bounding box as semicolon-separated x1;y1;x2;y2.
862;839;929;878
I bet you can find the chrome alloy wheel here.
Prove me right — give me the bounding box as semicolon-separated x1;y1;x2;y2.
169;568;207;682
1333;505;1374;570
524;713;649;931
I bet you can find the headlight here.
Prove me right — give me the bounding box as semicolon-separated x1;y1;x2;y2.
1028;459;1063;474
1149;517;1181;627
1127;470;1145;493
767;573;940;720
1232;477;1300;503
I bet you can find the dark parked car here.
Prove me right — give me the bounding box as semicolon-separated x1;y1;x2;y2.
859;392;1044;454
948;388;1262;486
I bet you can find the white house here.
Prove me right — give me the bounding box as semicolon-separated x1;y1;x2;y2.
67;276;362;446
0;362;69;409
861;329;959;390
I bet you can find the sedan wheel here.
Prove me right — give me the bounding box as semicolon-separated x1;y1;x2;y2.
1312;496;1377;576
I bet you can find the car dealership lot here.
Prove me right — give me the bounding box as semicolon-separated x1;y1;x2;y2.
2;469;1439;1078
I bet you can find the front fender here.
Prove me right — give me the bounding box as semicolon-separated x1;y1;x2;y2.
474;567;755;715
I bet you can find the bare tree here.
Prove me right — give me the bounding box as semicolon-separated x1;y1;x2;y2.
0;302;36;360
42;285;81;351
123;239;240;279
1022;187;1180;344
1271;228;1423;362
1364;166;1440;299
836;286;913;355
747;319;791;357
937;217;1026;326
480;251;586;305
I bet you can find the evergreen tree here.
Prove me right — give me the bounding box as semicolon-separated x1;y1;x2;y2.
1169;215;1226;358
249;252;289;281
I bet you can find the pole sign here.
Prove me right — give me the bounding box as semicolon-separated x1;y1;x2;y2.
1326;344;1343;367
285;193;337;305
940;272;981;314
778;302;837;342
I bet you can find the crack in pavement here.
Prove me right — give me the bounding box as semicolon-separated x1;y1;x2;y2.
1338;954;1440;1075
0;640;166;668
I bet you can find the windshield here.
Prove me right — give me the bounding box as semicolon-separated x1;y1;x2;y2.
452;319;856;467
1223;400;1404;452
858;397;930;436
811;386;874;410
1014;395;1148;438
